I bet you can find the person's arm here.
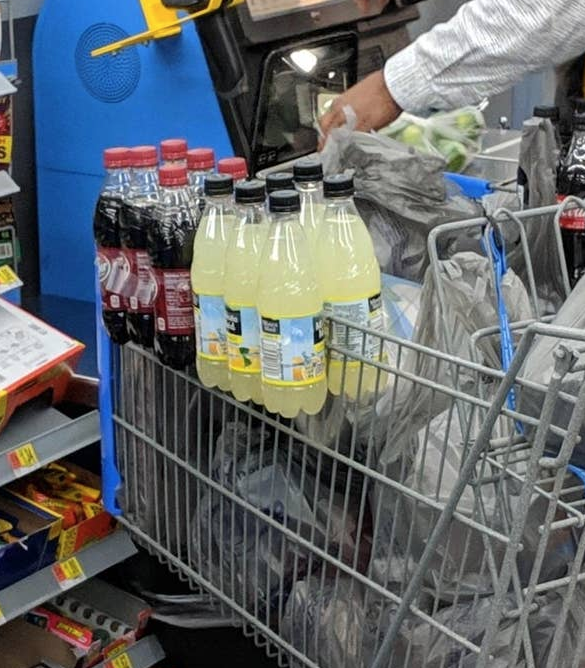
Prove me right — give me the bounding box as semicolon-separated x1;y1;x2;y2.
321;0;585;135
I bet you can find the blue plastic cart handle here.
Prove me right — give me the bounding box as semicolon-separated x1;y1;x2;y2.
445;172;494;199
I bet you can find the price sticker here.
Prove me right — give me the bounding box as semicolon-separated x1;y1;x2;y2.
107;653;133;668
0;605;6;626
7;442;39;478
52;557;87;590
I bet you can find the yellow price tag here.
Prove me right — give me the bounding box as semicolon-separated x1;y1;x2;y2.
0;135;13;164
53;557;86;589
8;442;39;477
109;654;133;668
0;605;6;626
0;265;17;286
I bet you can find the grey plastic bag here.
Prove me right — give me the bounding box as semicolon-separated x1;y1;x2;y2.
191;422;365;613
518;274;585;467
512;117;565;311
321;130;482;282
281;577;365;668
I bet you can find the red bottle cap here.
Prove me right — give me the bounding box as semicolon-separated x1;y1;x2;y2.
130;145;158;168
161;138;188;161
159;164;188;187
218;156;248;180
103;147;130;169
187;148;215;171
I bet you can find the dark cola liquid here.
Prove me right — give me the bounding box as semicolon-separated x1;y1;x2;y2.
557;124;585;287
120;202;157;348
149;200;197;370
94;194;129;345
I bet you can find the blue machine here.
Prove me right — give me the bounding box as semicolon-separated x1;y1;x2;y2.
33;0;233;303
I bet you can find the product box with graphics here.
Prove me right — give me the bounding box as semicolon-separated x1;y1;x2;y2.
0;489;62;590
0;298;84;433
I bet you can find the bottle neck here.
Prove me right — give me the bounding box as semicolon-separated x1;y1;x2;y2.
324;196;357;216
236;202;266;225
205;194;235;211
270;210;301;226
129;166;159;197
103;167;130;194
296;180;323;193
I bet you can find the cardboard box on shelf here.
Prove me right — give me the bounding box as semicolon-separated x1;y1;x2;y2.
50;579;153;661
7;461;117;560
25;606;102;668
0;489;62;590
1;618;82;668
0;298;84;434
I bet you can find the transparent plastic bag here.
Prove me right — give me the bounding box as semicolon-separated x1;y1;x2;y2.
379;106;486;173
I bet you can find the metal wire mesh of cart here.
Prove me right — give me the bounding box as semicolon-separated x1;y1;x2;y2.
104;200;585;668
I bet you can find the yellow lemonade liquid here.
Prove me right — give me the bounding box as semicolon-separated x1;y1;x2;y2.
224;183;267;404
316;176;386;399
191;176;235;391
257;191;327;418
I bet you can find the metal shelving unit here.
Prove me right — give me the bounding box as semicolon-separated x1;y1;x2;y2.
0;401;100;485
0;530;137;625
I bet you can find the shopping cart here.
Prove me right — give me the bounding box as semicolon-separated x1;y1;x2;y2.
100;199;585;668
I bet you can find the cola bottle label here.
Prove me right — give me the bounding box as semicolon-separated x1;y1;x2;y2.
124;249;157;313
557;194;585;230
96;246;129;312
153;268;194;335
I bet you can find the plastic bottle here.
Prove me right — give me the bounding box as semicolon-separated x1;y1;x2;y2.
218;157;248;183
293;157;324;250
316;174;385;399
191;174;236;390
94;147;131;344
265;172;294;195
120;145;160;348
160;138;188;167
148;164;198;369
557;111;585;286
224;181;268;404
187;148;215;218
257;190;327;418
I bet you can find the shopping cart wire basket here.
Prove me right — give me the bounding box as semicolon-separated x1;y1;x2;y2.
100;200;585;668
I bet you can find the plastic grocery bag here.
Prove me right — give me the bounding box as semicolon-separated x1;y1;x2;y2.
378;106;486;173
320;129;483;282
281;577;366;668
517;274;585;467
511;116;565;311
191;422;366;613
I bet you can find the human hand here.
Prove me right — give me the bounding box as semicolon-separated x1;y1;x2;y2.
319;70;402;144
354;0;391;14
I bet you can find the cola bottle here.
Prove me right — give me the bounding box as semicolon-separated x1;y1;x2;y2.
160;138;188;167
94;147;131;344
148;164;198;369
187;147;215;218
120;145;160;348
557;111;585;286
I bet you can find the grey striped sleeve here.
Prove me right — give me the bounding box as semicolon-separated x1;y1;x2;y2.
385;0;585;113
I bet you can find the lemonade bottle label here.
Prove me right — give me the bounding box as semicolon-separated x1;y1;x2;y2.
194;292;228;361
226;305;261;374
324;293;384;363
260;314;326;386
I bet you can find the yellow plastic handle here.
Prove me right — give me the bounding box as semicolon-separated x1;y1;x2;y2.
91;0;242;58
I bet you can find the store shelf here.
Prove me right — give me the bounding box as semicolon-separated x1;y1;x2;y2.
0;530;137;625
94;635;166;668
0;401;100;486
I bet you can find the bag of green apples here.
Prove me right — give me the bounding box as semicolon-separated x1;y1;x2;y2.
379;106;486;173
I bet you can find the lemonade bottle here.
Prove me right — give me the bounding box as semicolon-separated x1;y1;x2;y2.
224;181;268;404
191;174;236;391
265;172;294;195
257;190;327;418
293;157;324;251
316;174;385;399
